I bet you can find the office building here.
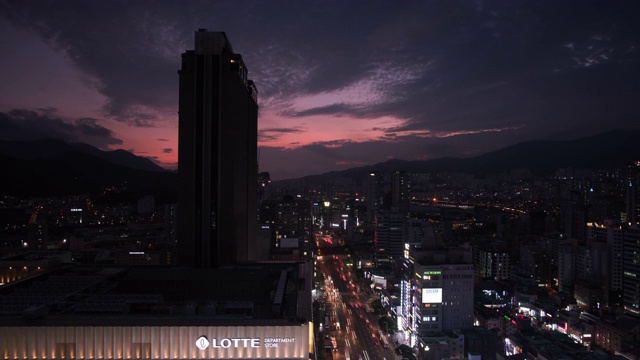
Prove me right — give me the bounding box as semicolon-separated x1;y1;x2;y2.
406;219;441;248
0;265;313;360
374;211;405;266
177;30;260;268
260;195;313;260
1;325;310;360
402;246;474;346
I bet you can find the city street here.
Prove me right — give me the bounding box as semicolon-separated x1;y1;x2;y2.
316;234;397;360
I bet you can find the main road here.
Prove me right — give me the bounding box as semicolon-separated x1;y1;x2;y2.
316;233;397;360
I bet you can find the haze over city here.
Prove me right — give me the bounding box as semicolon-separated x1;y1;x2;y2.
1;0;639;180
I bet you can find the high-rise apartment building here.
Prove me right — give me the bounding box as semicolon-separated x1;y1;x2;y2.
589;220;624;306
563;200;589;240
623;225;640;318
366;171;384;224
391;170;411;217
557;243;575;293
178;30;259;268
474;244;511;281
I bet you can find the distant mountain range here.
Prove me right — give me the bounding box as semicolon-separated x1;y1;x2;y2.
293;129;640;184
0;138;166;172
0;138;177;201
0;130;638;199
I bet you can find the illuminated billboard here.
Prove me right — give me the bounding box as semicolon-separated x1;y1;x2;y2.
421;288;442;303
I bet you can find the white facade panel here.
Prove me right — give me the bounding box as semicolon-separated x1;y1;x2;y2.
0;324;311;360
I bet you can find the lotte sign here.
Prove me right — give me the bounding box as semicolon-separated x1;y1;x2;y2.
196;336;260;350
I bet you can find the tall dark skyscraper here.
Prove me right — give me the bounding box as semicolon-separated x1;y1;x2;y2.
178;30;259;268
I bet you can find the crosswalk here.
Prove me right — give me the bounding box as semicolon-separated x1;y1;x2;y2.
362;350;371;360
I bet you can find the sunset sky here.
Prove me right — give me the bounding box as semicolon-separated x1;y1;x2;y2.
1;0;639;180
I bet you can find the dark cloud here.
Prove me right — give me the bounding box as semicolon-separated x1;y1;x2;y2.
76;118;116;137
35;107;59;116
258;127;304;142
157;138;170;142
162;148;173;153
301;144;342;160
253;0;640;141
289;104;354;118
4;0;639;136
0;0;187;124
260;127;304;133
300;140;355;160
0;109;122;148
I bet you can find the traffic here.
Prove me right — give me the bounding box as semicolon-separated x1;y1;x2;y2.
316;233;396;360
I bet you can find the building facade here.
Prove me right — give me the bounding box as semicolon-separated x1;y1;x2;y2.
0;324;312;360
624;225;640;318
403;247;474;346
260;196;313;260
414;263;475;337
626;161;640;223
177;30;260;268
391;170;411;217
474;244;511;281
374;211;406;266
366;172;384;224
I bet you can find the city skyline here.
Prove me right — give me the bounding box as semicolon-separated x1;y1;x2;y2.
1;1;640;180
